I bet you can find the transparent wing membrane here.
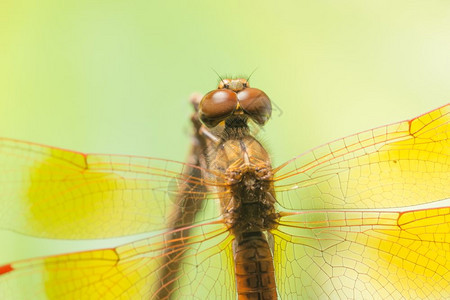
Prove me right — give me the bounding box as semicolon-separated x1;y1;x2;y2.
273;205;450;299
0;221;235;300
0;104;448;299
0;138;223;239
274;104;449;210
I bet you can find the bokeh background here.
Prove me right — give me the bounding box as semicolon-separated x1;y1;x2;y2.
0;0;449;268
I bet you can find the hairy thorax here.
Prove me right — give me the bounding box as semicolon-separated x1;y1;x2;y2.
210;135;279;235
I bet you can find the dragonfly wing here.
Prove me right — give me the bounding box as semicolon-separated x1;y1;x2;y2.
0;138;220;239
272;206;450;299
0;222;236;299
275;104;449;210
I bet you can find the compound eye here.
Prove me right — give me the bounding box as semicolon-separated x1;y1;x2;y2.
199;89;238;127
237;88;272;125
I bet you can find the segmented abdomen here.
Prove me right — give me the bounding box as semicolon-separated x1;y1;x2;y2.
234;232;277;300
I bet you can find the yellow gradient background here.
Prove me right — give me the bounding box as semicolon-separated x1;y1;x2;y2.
0;0;449;279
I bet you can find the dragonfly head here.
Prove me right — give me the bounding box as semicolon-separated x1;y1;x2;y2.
198;78;272;128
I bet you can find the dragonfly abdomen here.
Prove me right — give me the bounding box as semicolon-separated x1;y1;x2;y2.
234;231;277;300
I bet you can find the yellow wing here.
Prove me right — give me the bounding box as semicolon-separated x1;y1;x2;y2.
0;221;236;299
274;104;449;210
0;138;221;239
273;205;450;299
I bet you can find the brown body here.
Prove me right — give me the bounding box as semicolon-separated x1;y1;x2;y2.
156;82;278;299
198;78;278;299
211;134;279;299
178;78;279;299
234;232;277;300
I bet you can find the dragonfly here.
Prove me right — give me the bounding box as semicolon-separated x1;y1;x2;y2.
0;79;448;300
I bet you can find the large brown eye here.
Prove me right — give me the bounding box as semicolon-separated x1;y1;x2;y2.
237;88;272;125
199;89;238;127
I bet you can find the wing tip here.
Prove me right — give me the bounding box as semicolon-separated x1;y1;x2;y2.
0;264;13;275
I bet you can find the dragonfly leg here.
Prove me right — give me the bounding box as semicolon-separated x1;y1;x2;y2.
154;93;210;299
199;125;220;144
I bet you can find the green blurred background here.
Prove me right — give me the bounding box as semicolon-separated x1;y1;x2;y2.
0;0;448;267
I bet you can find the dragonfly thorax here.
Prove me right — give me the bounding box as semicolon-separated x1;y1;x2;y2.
222;171;278;234
211;136;278;234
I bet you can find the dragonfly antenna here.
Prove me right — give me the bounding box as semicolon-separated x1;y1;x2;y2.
246;67;259;83
211;68;225;85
